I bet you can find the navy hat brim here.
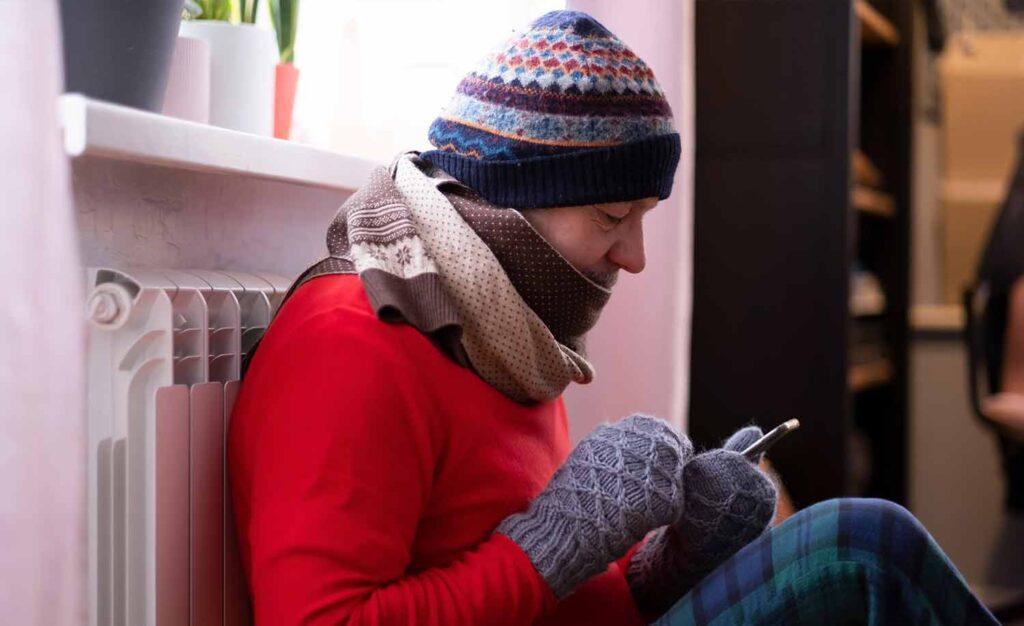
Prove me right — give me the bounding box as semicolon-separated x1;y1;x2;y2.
420;133;682;210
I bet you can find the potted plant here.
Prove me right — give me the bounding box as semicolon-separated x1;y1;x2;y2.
270;0;300;139
180;0;277;135
59;0;186;112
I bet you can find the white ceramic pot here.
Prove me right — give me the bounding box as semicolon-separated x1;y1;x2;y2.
162;35;211;123
178;21;276;136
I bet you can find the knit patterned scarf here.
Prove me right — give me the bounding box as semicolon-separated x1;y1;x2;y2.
283;153;613;404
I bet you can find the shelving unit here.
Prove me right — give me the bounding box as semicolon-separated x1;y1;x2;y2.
856;0;900;47
851;0;913;503
853;185;897;217
910;304;965;332
853;150;884;187
691;1;914;506
849;358;895;392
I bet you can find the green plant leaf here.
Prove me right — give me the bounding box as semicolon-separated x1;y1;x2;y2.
193;0;234;21
239;0;260;24
270;0;299;63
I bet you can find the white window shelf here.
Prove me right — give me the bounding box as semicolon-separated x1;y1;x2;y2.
58;94;380;192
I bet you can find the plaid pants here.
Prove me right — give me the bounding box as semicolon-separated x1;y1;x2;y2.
655;498;998;626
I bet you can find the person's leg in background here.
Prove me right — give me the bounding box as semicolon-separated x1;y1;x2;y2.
654;499;998;626
984;276;1024;439
982;276;1024;621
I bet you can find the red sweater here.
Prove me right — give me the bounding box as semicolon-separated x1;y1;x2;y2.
229;274;646;625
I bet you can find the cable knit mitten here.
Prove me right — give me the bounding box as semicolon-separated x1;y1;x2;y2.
497;414;693;599
626;426;777;617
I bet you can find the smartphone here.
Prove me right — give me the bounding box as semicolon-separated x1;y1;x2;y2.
741;419;800;460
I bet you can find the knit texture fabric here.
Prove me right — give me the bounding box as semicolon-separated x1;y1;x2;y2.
389;155;594;401
258;154;613;403
498;414;693;599
420;10;681;209
229;273;648;625
627;427;778;617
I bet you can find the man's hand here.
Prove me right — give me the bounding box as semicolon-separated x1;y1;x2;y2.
626;426;778;617
498;414;693;599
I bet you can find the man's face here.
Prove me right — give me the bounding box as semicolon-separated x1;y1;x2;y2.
520;197;658;286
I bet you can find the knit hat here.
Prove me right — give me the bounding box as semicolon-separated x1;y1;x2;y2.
420;10;681;210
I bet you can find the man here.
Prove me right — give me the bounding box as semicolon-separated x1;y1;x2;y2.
229;11;997;625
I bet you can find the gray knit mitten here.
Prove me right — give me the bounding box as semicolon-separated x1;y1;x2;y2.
497;414;694;599
626;426;777;617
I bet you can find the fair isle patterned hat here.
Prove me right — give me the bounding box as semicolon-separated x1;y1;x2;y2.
420;10;681;210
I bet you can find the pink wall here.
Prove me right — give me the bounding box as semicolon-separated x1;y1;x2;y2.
563;0;694;440
0;1;86;623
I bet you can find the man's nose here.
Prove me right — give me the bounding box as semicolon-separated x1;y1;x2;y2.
608;222;646;274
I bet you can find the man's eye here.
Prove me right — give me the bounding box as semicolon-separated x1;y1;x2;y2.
599;211;625;226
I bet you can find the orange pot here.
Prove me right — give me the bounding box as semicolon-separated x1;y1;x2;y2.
274;62;299;139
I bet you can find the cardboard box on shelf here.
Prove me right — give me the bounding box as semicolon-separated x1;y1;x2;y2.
941;179;1005;304
939;33;1024;182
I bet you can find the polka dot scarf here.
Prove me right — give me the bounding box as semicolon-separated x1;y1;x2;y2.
282;153;614;404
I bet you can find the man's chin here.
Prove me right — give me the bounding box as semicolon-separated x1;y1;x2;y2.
584;270;619;289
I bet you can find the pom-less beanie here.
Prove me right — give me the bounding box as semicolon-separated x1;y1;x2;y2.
420;10;681;209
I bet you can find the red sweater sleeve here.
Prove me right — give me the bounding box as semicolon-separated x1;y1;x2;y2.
230;308;558;625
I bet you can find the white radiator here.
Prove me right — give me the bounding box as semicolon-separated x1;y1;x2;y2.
86;267;291;626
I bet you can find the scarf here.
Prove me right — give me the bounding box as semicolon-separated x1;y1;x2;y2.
277;153;614;404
